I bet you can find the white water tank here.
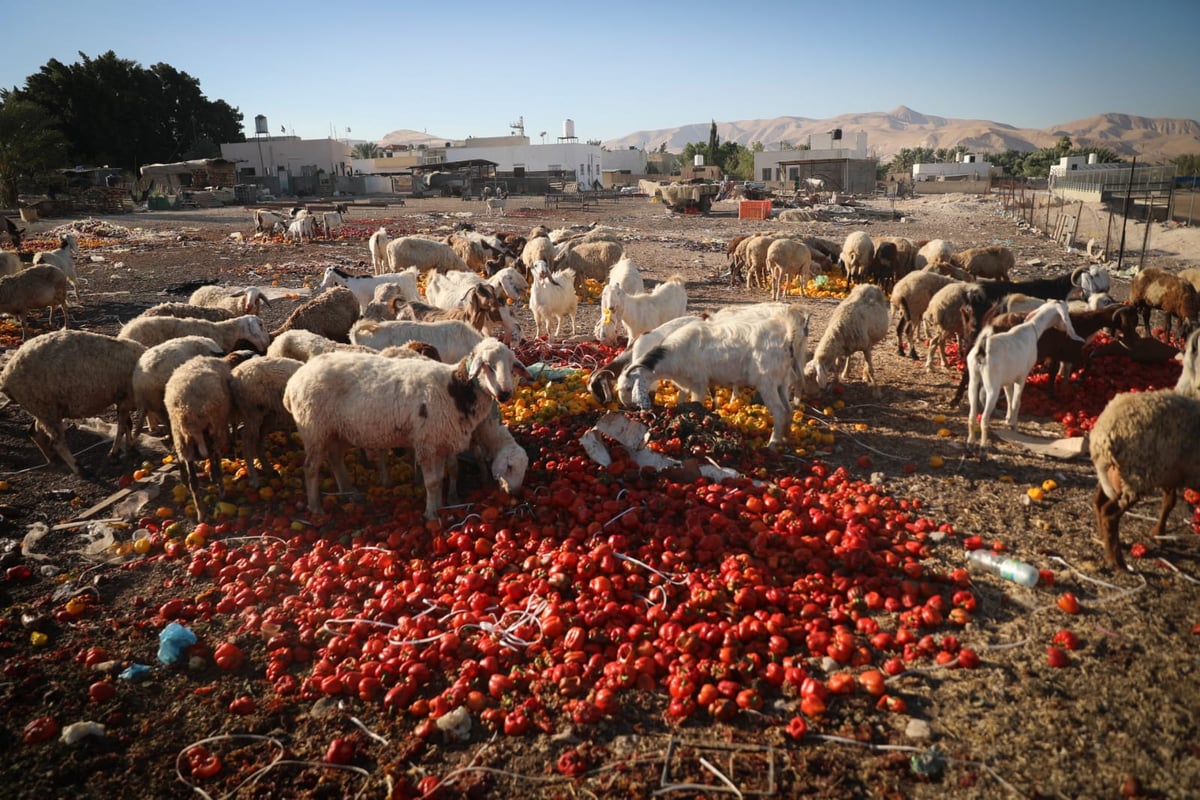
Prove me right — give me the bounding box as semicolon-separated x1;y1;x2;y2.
694;154;705;167
563;118;575;139
1088;153;1098;164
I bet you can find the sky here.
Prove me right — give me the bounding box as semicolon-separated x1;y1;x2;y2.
4;0;1199;146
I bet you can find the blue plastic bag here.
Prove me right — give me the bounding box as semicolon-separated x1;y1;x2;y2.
157;621;197;665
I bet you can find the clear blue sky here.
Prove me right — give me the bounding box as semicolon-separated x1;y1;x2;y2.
4;0;1198;145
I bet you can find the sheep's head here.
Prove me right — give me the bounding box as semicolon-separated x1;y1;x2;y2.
234;315;271;353
491;444;528;495
466;337;519;403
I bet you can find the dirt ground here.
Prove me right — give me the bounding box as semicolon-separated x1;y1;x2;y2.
0;192;1197;799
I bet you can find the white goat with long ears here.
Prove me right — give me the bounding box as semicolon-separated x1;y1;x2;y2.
32;233;83;301
596;275;688;345
966;300;1084;452
529;260;577;339
368;227;391;274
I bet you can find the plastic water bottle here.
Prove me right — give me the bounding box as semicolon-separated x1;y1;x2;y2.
965;550;1039;587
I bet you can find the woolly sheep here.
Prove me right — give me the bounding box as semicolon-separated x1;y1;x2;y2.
164;356;235;522
32;233;83;301
283;337;523;517
266;329;375;361
914;239;955;269
839;231;874;284
0;329;145;473
804;283;890;398
1;251;23;277
119;313;270;353
270;286;361;343
922;281;982;371
767;238;813;300
953;245;1015;281
1178;267;1200;295
350;318;484;363
890;270;957;359
1090;329;1200;568
553;240;624;288
519;235;556;273
0;263;70;339
385;236;470;274
318;265;420;311
132;335;224;437
868;236;917;292
446;406;528;503
139;302;236;322
529;262;578;339
741;234;777;290
620;303;809;449
1128;267;1200;339
368;227;391;274
596;275;688;345
450;231;508;272
188;285;271;316
229;355;304;488
966;301;1083;452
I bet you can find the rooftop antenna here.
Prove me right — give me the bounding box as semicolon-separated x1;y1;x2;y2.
509;115;525;137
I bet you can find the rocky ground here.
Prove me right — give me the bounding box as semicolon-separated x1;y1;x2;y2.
0;192;1196;799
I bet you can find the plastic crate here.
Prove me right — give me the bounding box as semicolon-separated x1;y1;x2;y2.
739;200;772;220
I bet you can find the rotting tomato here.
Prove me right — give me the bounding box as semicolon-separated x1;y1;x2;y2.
1056;592;1081;615
22;716;59;745
185;745;222;780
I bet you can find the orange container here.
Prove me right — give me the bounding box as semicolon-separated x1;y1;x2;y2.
739;200;772;220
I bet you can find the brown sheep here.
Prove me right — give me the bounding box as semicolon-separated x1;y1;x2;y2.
1128;267;1200;339
270;286;360;343
953;245;1015;281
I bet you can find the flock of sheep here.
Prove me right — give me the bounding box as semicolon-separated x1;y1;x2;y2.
0;208;1198;567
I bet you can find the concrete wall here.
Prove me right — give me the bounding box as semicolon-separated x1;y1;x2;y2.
913;178;991;195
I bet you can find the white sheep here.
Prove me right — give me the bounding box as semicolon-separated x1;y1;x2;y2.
740;234;777;289
446;405;528;502
283;337;523;518
32;233;83;301
0;263;70;339
0;329;145;474
349;318;485;363
839;231;874;284
804;283;890;398
1089;329;1200;568
1178;267;1200;295
529;261;577;339
118;313;271;352
188;285;272;316
554;240;624;288
922;281;980;370
596;275;687;345
767;238;813;300
229;355;304;488
966;300;1083;452
385;236;470;274
139;302;236;322
519;236;556;273
620;303;810;449
914;239;955;270
266;329;375;361
368;227;391;274
164;356;235;522
889;270;957;359
132;335;224;437
318;265;420;311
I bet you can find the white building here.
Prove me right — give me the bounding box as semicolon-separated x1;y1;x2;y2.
220;135;353;195
913;153;993;181
753;130;876;194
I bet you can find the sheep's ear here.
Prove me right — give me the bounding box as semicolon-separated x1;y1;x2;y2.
231;289;247;297
259;293;272;308
513;360;533;380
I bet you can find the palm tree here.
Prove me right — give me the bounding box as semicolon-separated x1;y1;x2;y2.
352;142;381;159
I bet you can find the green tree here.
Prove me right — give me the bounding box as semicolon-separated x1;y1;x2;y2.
1173;153;1200;176
0;97;69;207
352;142;381;159
707;120;719;160
2;51;243;172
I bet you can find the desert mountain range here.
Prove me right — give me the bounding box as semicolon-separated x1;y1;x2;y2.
383;106;1200;164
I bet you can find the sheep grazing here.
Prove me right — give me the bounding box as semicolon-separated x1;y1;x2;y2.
164;356;235;522
921;281;983;371
139;302;237;322
283;337;524;518
119;313;271;353
890;270;957;359
368;227;391;274
1090;329;1200;568
0;263;70;339
286;215;316;243
966;301;1083;452
839;231;875;284
0;330;146;473
596;275;688;345
270;286;361;343
740;234;776;290
318;265;420;311
804;284;890;398
1128;267;1200;339
529;261;578;340
519;235;556;274
767;238;813;300
588;315;703;405
953;245;1015;281
446;406;527;502
132;335;224;436
914;239;955;270
385;236;470;274
868;236;917;292
554;240;624;289
229;355;304;488
253;209;290;234
395;284;516;344
1178;267;1200;295
32;233;83;301
350;318;485;363
188;285;271;316
319;211;344;239
266;328;374;361
620;303;809;449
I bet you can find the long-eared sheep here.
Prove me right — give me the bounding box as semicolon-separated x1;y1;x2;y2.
596;275;687;344
139;302;237;322
119;313;270;353
446;405;528;503
0;330;146;473
350;318;484;363
269;286;361;343
741;234;776;290
804;283;890;398
530;262;578;339
966;301;1083;452
890;270;957;359
953;245;1015;281
1089;329;1200;568
283;337;523;518
266;329;375;361
188;285;271;316
384;236;470;274
368;227;391;274
0;263;70;339
132;335;224;437
1128;267;1200;339
553;240;624;288
839;231;874;284
164;356;235;522
32;234;83;301
229;355;304;488
766;238;813;300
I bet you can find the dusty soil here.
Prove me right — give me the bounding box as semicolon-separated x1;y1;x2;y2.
0;193;1197;799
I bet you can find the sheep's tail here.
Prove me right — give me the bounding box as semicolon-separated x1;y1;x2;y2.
665;274;686;285
972;330;991;366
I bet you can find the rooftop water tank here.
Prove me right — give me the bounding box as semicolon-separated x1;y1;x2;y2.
563;118;576;139
254;115;269;135
694;154;705;167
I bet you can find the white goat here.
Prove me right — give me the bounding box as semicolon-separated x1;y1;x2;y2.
318;265;421;311
966;300;1084;452
32;233;83;301
368;227;391;274
320;211;344;238
529;261;577;339
426;267;528;310
286;215;315;243
596;275;688;345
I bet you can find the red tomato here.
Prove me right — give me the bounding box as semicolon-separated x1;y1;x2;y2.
325;737;355;765
1046;646;1071;669
1056;592;1081;615
785;715;808;740
89;681;116;703
213;642;244;671
228;695;256;715
185;746;222;780
957;648;981;669
858;669;886;697
1051;630;1080;651
504;710;530;736
22;716;59;745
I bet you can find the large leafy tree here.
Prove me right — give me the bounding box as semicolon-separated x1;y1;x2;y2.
2;51;243;172
0;97;68;207
1172;153;1200;176
352;142;381;159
